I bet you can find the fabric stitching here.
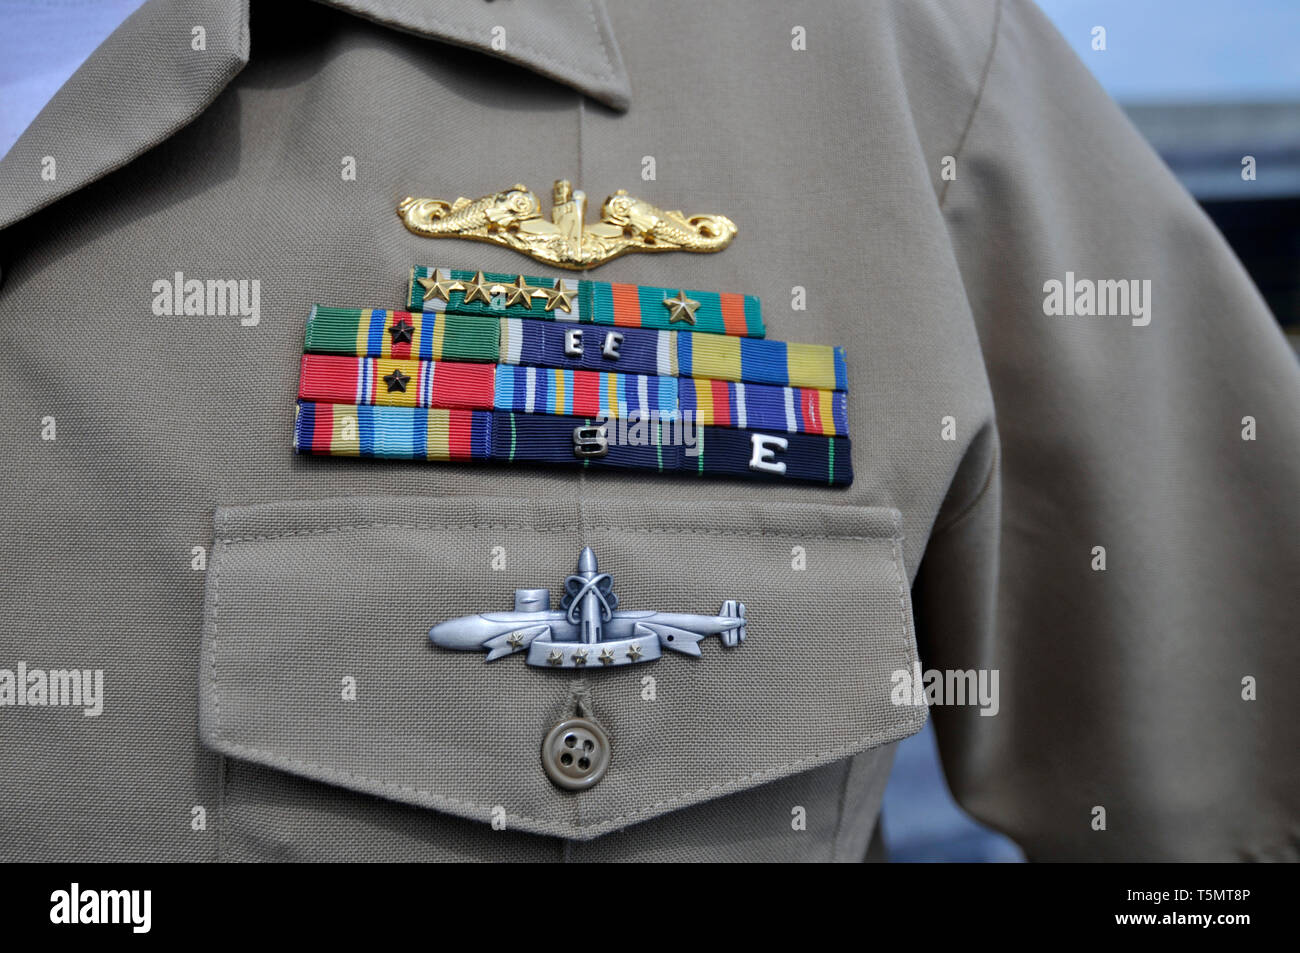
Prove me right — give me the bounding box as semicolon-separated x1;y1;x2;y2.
206;717;922;832
0;0;250;231
218;755;230;862
583;0;616;82
215;522;903;545
892;536;914;658
205;510;921;833
209;531;226;862
330;0;616;89
938;0;1004;210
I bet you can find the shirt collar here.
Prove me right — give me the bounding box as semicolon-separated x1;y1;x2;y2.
320;0;630;110
0;0;630;231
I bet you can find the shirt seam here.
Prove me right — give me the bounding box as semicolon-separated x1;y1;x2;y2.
938;0;1004;211
215;524;903;544
204;720;925;834
204;523;921;836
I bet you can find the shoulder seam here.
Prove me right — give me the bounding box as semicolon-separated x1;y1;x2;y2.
938;0;1005;210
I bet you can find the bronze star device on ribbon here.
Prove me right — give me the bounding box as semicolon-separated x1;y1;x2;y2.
293;263;854;485
396;179;738;270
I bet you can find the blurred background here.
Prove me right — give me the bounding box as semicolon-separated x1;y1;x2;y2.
2;0;1297;861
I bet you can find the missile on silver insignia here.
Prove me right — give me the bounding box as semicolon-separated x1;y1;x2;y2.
630;606;747;656
425;548;748;669
574;546;604;644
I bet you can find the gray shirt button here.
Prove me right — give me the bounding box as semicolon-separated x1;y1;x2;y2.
542;717;610;791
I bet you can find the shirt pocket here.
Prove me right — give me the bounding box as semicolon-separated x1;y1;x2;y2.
198;495;924;857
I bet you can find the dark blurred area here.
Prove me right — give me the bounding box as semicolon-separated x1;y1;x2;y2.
1127;102;1300;345
1206;196;1299;340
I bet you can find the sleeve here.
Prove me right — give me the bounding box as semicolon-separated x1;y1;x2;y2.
914;0;1300;861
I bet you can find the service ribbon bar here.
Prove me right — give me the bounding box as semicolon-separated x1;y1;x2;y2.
294;402;851;486
493;365;678;423
304;306;499;361
299;355;848;435
299;355;496;410
678;377;847;436
305;307;846;392
500;318;847;392
408;265;765;338
295;402;492;461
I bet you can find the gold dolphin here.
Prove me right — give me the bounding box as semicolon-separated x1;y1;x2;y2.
396;180;737;270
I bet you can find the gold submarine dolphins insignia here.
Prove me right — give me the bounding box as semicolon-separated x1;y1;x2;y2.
396;179;737;270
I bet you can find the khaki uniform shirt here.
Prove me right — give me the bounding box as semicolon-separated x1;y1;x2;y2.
0;0;1296;861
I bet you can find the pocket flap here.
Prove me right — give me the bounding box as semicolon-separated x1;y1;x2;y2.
199;495;924;840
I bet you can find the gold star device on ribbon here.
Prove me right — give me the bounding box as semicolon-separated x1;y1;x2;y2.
662;291;701;325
